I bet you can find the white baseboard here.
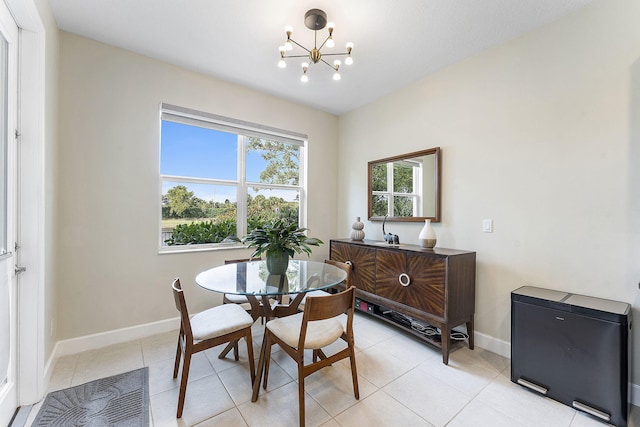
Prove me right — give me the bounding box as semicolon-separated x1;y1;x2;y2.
474;330;511;359
54;316;180;358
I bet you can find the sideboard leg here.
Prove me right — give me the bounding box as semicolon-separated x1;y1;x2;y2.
441;325;450;364
466;316;475;350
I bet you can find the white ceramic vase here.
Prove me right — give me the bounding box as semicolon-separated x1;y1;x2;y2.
418;219;437;248
350;217;365;241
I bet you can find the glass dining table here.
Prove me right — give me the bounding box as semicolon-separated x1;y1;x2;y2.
195;259;348;401
196;259;347;319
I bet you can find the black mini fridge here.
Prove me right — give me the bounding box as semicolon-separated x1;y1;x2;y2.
511;286;631;427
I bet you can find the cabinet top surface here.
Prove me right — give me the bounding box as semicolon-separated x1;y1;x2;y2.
331;239;475;256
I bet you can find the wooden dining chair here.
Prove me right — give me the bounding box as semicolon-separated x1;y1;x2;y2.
171;278;255;418
261;286;359;427
296;259;352;312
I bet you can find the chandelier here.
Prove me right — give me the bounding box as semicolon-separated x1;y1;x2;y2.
278;9;354;82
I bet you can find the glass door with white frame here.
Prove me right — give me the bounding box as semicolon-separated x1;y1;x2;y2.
0;1;18;424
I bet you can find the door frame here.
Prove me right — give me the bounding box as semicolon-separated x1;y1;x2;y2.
0;0;19;422
4;0;46;406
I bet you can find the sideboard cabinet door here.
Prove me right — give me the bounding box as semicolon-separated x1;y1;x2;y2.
374;249;406;303
330;241;376;294
376;250;446;318
406;253;446;318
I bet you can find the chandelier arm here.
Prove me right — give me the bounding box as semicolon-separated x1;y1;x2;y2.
288;38;311;53
317;52;349;57
320;58;338;70
282;54;312;59
318;35;331;50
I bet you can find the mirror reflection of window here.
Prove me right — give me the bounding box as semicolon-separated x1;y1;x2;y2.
372;159;423;217
368;147;440;222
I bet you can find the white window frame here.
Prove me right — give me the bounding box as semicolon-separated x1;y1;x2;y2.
158;103;308;253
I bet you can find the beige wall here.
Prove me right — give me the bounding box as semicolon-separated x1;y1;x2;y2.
339;0;640;380
57;32;340;339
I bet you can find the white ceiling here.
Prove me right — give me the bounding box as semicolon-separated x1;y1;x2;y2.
48;0;592;115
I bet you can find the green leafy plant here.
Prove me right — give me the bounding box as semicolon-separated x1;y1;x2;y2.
165;219;237;245
241;218;323;259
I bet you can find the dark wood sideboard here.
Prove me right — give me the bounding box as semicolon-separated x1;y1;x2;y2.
330;239;476;364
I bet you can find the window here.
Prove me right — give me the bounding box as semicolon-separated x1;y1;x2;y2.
371;160;423;217
159;104;306;250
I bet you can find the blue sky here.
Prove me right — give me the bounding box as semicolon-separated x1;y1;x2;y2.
160;121;299;202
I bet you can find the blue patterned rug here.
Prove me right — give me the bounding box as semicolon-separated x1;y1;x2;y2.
33;367;149;426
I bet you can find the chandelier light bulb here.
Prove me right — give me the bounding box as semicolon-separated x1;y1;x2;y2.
284;41;293;51
327;22;335;31
326;37;335;48
346;42;354;50
301;62;309;70
301;74;309;83
285;25;293;33
333;60;341;68
279;45;286;55
345;56;353;65
333;72;341;81
278;60;286;68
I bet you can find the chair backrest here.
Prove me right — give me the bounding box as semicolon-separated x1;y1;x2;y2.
324;259;352;287
172;278;193;341
302;285;356;323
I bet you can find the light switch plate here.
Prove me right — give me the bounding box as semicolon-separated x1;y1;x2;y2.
482;219;493;233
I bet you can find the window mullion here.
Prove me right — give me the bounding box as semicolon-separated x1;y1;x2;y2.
298;142;307;228
387;163;394;216
237;135;247;237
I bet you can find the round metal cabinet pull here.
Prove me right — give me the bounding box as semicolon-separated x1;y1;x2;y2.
345;260;353;266
398;273;411;287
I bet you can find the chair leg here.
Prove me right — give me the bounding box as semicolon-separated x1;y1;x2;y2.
245;331;256;385
251;331;268;402
218;340;235;359
233;339;239;361
176;351;192;418
262;333;273;390
298;362;306;427
173;341;182;379
349;346;359;399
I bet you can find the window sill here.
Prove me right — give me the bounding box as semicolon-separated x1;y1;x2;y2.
158;242;249;255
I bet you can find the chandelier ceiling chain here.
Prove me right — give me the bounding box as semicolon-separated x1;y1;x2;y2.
278;8;353;82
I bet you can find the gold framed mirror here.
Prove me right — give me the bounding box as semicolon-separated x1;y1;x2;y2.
368;147;441;222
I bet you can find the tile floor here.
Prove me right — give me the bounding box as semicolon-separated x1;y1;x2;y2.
23;313;639;426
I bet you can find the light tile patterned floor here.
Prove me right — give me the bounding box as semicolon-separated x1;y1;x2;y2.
24;313;639;426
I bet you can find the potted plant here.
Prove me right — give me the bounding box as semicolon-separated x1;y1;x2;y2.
242;218;323;274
